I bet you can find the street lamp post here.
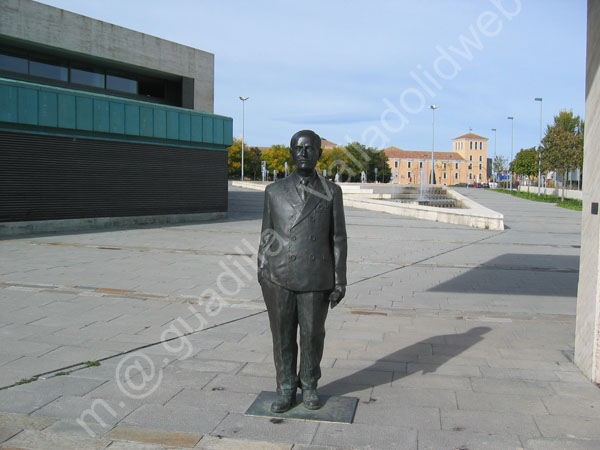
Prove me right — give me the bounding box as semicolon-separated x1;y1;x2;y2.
491;128;497;183
239;96;249;181
535;98;543;195
507;116;514;190
430;105;439;185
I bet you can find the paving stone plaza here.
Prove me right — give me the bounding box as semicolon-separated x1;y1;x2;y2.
0;185;598;450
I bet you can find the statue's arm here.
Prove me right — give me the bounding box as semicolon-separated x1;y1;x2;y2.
329;184;347;308
257;189;273;282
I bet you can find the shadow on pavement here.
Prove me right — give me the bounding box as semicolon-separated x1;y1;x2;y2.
319;326;491;397
428;254;579;297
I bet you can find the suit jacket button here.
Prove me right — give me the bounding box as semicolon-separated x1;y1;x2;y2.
290;255;296;261
291;236;296;241
310;255;315;261
310;235;316;241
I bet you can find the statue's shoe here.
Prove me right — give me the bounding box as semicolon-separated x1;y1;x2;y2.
302;389;321;410
271;393;296;413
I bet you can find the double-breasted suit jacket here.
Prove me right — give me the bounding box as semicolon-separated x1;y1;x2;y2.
258;172;347;292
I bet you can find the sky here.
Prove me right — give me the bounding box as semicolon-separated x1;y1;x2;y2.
37;0;587;162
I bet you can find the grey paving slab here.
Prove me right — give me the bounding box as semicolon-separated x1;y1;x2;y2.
8;375;105;398
312;422;417;450
211;412;319;445
441;409;540;436
121;404;227;434
203;374;274;394
470;377;554;396
44;419;111;438
534;414;600;439
83;379;182;407
32;395;138;426
1;429;112;450
456;391;548;414
418;430;524;450
392;372;472;390
165;387;256;413
0;389;61;415
522;437;600;450
353;400;440;430
368;385;456;410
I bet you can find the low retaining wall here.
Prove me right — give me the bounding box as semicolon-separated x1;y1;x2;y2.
518;185;583;200
232;181;504;231
0;212;227;237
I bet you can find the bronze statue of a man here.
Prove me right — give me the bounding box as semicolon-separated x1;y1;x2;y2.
258;130;347;413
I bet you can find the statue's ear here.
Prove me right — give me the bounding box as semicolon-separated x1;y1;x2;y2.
318;147;323;158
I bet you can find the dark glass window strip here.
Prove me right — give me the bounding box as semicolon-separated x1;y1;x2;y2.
0;50;179;106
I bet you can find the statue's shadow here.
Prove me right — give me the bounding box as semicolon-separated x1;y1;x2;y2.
319;326;491;398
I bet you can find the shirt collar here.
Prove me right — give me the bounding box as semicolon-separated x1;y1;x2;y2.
293;170;317;186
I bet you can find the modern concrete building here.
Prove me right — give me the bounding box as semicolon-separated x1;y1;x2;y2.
385;133;489;185
0;0;232;234
575;0;600;383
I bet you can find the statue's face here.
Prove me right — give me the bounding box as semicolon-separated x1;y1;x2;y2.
291;135;321;172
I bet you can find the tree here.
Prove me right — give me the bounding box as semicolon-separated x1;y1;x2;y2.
227;138;243;178
227;138;262;180
541;110;584;200
246;147;262;180
366;149;392;183
510;147;538;179
262;144;292;178
493;155;508;174
318;146;353;180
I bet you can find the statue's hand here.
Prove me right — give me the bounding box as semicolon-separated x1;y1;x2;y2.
329;285;346;309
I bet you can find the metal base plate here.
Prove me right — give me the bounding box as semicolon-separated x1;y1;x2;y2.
245;391;358;423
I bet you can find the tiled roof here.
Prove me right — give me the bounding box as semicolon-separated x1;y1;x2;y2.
384;146;466;161
321;139;337;149
453;132;488;140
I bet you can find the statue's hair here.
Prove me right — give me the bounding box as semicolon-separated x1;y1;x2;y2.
290;130;321;149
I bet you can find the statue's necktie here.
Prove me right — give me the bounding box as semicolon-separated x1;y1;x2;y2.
300;179;308;202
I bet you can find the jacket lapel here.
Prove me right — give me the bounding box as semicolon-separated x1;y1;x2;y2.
291;174;331;228
282;176;303;212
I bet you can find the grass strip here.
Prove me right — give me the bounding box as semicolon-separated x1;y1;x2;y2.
491;189;582;211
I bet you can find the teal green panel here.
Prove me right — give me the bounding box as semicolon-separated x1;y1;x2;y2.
191;115;203;142
125;104;139;135
213;118;224;145
18;87;38;125
57;94;75;129
179;113;191;141
38;91;57;127
167;111;178;140
202;116;213;143
223;119;233;146
93;99;109;132
140;107;153;137
76;97;93;130
109;102;125;134
0;85;18;123
153;108;166;138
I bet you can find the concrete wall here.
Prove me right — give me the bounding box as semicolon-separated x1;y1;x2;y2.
519;185;583;200
575;0;600;382
0;0;214;113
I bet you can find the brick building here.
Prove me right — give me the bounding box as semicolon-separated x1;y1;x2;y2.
385;133;489;185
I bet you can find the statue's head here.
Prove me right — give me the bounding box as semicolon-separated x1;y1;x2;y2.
290;130;322;173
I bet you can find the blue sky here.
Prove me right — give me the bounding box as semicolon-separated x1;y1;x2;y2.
38;0;587;162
